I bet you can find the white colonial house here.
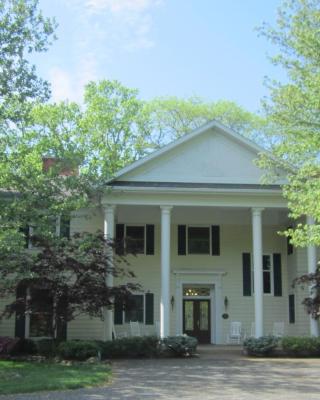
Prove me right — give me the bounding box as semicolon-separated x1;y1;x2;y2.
0;121;319;344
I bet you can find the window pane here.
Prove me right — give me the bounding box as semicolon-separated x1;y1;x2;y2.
125;295;144;323
199;301;209;330
29;289;53;337
184;301;194;330
263;255;271;271
188;227;210;254
184;287;210;297
126;226;144;254
263;271;271;293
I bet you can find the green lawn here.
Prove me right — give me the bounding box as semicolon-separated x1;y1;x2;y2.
0;360;112;395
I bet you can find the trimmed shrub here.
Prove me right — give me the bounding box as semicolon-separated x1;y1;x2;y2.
18;339;38;355
243;336;279;356
162;335;198;357
281;336;320;357
35;339;60;357
57;340;100;361
98;336;160;359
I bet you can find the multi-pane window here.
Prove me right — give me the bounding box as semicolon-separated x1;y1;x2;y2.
29;289;53;337
263;255;272;294
125;294;144;323
250;254;273;295
187;227;210;254
126;226;145;254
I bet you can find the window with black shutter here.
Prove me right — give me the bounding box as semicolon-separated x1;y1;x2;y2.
125;294;144;323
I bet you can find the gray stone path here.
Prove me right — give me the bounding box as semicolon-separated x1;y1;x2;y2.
2;347;320;400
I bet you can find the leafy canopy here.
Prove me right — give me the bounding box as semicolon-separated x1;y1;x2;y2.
258;0;320;248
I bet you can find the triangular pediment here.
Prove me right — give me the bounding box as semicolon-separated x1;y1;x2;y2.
113;122;269;185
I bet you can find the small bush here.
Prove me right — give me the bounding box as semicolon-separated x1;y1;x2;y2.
281;336;320;357
162;335;198;357
0;337;21;355
98;336;160;359
35;339;60;357
57;340;100;361
243;336;279;356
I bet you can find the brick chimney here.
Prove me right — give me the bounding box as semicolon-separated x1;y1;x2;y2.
42;157;79;176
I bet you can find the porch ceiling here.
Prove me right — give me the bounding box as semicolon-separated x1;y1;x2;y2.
116;205;290;226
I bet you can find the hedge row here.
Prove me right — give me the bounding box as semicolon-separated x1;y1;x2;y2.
0;335;198;360
244;336;320;357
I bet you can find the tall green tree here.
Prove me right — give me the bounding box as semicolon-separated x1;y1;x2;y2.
81;80;153;179
143;96;268;147
0;0;56;124
258;0;320;248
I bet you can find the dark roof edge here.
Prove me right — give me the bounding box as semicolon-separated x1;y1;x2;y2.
108;181;281;190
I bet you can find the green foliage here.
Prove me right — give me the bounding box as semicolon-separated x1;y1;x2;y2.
81;80;153;179
258;0;320;246
35;339;59;357
162;335;198;357
281;336;320;356
57;340;100;361
0;360;111;395
98;336;160;359
0;0;56;123
243;336;279;356
258;0;320;319
144;96;268;147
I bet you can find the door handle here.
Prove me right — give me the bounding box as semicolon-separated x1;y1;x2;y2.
197;320;200;328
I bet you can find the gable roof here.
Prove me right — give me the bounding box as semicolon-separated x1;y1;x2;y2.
111;120;266;182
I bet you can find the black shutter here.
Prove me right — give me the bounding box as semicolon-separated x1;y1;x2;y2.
289;294;295;323
273;253;282;296
178;225;186;255
242;253;252;296
60;215;70;239
15;283;26;338
211;225;220;255
115;224;125;255
114;298;123;325
287;227;293;255
145;293;154;325
146;225;155;255
56;293;68;340
19;225;30;248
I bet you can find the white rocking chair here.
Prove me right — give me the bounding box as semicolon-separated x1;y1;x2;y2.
226;321;242;344
155;321;160;338
130;321;142;337
272;322;285;338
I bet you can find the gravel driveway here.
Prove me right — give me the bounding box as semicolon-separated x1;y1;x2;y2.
2;347;320;400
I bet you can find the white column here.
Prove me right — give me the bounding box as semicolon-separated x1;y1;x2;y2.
160;206;172;338
307;216;319;337
252;208;264;338
25;287;31;339
103;205;116;341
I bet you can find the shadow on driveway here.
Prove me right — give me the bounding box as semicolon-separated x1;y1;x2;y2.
3;353;320;400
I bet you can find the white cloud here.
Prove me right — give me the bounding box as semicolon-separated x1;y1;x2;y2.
85;0;162;14
66;0;163;51
49;58;98;103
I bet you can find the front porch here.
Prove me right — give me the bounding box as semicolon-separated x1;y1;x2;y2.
98;202;316;343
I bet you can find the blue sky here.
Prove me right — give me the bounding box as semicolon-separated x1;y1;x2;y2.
35;0;284;113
